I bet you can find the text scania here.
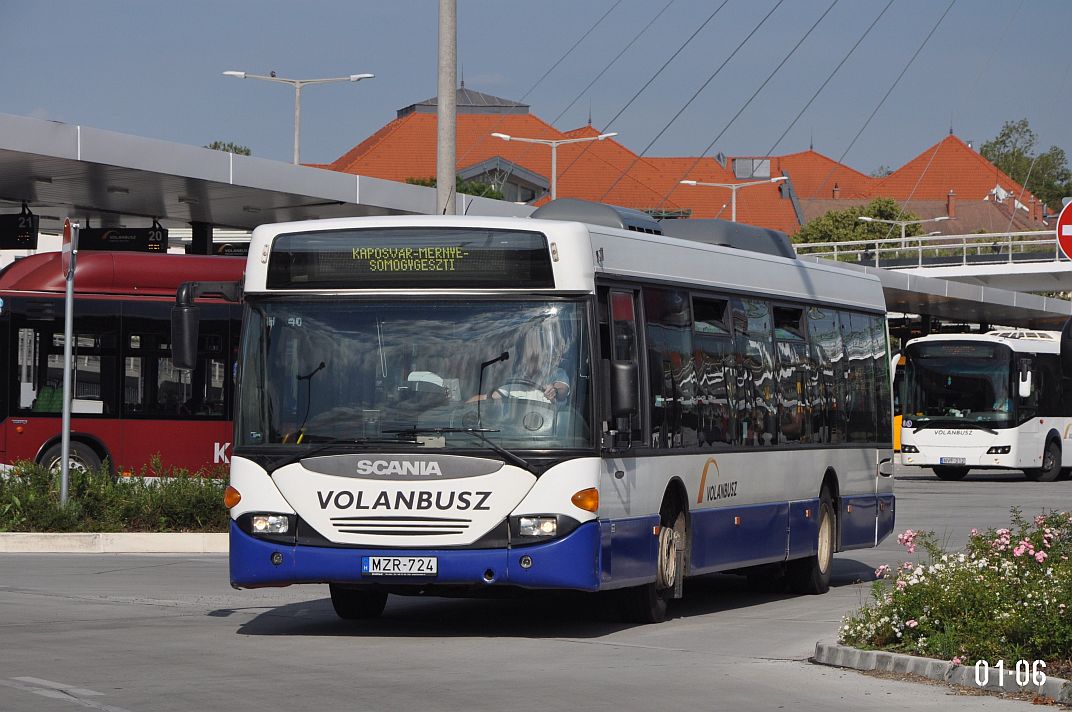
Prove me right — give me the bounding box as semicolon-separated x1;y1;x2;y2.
318;490;492;511
355;460;443;476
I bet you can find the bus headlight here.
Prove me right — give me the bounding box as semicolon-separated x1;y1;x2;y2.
518;516;557;537
987;445;1011;454
901;444;919;453
251;514;290;534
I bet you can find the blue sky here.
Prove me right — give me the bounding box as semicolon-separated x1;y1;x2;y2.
2;0;1069;175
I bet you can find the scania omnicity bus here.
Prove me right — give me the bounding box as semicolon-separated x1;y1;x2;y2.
174;199;895;622
0;251;243;474
899;329;1072;482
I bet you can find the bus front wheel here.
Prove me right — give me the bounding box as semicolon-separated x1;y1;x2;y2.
932;466;969;481
329;584;387;620
785;491;834;595
1026;441;1062;482
39;442;102;474
619;507;685;624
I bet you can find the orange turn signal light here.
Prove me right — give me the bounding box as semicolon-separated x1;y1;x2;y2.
224;485;242;509
571;487;599;513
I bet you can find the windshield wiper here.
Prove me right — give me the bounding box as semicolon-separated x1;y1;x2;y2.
913;420;997;435
386;426;531;471
271;435;421;470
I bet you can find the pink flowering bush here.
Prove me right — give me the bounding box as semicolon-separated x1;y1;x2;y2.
840;509;1072;673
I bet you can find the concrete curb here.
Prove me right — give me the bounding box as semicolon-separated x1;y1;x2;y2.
813;642;1072;704
0;533;227;554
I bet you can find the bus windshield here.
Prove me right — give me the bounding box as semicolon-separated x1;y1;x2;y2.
237;298;592;451
902;341;1014;426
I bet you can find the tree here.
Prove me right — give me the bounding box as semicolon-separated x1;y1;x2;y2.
980;119;1070;210
405;176;504;201
205;141;251;156
794;197;923;244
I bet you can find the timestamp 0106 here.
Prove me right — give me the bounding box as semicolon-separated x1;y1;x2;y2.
974;659;1047;688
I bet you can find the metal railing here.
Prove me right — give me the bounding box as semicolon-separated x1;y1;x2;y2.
793;230;1066;269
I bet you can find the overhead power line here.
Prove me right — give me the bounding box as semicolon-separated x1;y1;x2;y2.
596;0;786;202
654;0;839;210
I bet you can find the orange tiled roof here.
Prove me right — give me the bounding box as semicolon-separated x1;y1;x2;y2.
322;91;1044;235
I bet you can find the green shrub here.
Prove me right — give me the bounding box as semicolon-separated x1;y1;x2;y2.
840;509;1072;676
0;460;228;533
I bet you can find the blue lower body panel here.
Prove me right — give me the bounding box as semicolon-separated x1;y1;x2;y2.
599;515;659;588
787;499;821;559
690;502;790;574
877;494;896;544
229;520;602;592
840;495;878;550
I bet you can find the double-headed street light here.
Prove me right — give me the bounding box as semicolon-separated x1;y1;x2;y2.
857;215;951;246
490;131;618;200
223;70;375;164
679;176;787;222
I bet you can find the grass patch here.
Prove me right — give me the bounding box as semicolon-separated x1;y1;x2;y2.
0;459;228;533
840;508;1072;678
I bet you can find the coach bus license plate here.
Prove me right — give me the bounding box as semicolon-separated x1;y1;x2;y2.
940;457;966;465
362;556;437;576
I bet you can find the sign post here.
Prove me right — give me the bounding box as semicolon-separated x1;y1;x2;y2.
59;219;78;505
1056;201;1072;261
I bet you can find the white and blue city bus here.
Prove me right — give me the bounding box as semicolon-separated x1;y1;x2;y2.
173;199;895;623
899;329;1072;482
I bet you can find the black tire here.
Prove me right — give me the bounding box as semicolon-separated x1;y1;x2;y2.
39;442;102;474
932;466;969;481
619;507;685;624
1026;441;1061;482
1061;468;1072;482
785;491;834;595
329;584;387;620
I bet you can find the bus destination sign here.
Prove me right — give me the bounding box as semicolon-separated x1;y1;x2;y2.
79;226;168;253
267;227;554;289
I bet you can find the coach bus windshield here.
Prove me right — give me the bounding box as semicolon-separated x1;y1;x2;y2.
902;341;1014;427
237;299;592;451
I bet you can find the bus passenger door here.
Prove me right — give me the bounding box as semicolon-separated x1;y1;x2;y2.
598;288;653;587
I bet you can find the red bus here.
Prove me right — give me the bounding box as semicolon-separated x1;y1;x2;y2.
0;251;243;474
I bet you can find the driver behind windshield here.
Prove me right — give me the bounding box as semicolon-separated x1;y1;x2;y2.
469;319;570;404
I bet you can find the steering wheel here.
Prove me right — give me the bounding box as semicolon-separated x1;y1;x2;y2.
492;377;544;400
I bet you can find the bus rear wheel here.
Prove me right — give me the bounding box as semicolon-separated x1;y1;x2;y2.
1025;441;1061;482
329;585;387;620
932;466;969;481
39;442;102;474
785;491;834;595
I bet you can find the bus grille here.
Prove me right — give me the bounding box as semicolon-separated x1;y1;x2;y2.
329;516;471;536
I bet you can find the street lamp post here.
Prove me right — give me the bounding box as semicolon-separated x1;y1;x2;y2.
857;215;951;247
223;70;374;164
490;131;618;200
679;176;787;222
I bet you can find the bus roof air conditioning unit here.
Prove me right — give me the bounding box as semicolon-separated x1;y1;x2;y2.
531;198;662;235
657;219;795;260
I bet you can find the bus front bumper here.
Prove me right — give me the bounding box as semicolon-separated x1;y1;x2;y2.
229;520;602;592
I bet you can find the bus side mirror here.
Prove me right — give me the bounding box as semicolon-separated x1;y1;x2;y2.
1061;318;1072;377
1018;358;1033;399
610;361;638;418
171;304;200;370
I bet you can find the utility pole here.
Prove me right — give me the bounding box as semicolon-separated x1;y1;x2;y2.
436;0;457;214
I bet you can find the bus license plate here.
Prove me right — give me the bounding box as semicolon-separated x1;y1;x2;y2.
362;556;437;576
940;457;966;465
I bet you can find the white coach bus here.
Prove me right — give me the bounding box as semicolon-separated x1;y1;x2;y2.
899;329;1072;482
173;199;895;623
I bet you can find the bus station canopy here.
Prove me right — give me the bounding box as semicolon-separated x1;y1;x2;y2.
0;112;530;234
802;256;1072;329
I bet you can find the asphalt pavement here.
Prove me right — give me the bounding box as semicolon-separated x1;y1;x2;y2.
0;467;1067;712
